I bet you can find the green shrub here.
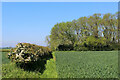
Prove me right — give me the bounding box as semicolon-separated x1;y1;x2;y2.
75;36;115;51
57;44;74;51
74;45;88;51
8;43;52;63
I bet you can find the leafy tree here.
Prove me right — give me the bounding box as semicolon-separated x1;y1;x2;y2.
46;12;118;51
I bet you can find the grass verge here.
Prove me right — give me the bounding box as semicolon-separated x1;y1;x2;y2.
2;52;58;78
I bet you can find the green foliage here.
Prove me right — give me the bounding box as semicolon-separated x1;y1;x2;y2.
6;43;54;76
46;12;118;51
84;36;107;51
8;43;52;63
74;46;88;51
57;44;74;51
41;52;58;78
2;52;10;64
2;63;41;78
55;51;118;78
47;22;76;51
74;36;109;51
2;52;58;78
0;49;10;52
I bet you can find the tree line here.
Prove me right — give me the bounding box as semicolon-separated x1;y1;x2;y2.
46;12;119;51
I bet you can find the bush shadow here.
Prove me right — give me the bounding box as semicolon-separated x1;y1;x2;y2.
16;53;53;74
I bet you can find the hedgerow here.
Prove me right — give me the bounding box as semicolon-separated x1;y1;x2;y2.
7;43;53;72
8;43;52;63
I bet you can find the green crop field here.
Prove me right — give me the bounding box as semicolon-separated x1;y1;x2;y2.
1;51;118;78
55;51;118;78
